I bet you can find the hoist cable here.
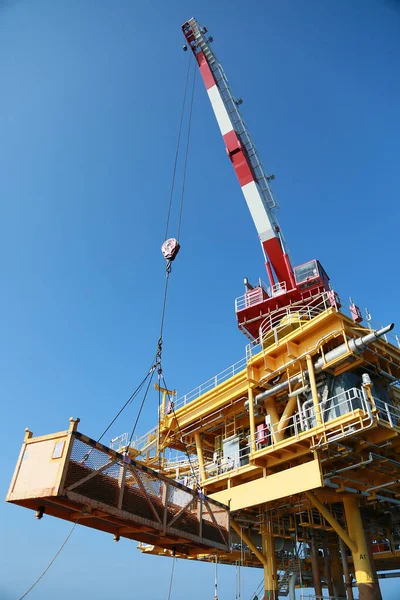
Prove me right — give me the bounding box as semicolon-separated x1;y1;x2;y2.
167;555;176;600
18;358;158;599
17;510;84;600
19;56;196;600
164;54;193;241
177;63;196;240
128;366;157;445
158;264;172;353
161;372;200;491
214;555;218;600
97;363;156;444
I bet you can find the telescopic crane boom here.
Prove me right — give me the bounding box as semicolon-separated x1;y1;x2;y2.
182;18;294;289
182;18;331;339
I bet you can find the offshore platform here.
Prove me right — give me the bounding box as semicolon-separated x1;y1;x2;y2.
7;17;400;600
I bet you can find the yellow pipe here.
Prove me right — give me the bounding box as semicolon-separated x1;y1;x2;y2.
262;514;278;599
247;387;256;453
265;397;284;443
277;394;298;434
194;431;206;483
230;519;267;567
306;355;322;426
305;492;357;554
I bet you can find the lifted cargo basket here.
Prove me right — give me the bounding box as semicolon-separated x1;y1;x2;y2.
6;419;230;553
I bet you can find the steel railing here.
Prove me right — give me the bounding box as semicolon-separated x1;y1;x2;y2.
170;356;247;413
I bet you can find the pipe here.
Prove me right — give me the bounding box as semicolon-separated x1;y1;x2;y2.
325;452;373;478
313;323;394;371
307;354;322;426
254;324;394;405
277;394;298;434
194;432;206;483
288;385;308;397
324;479;400;506
310;535;323;598
371;452;400;468
367;480;400;493
230;520;266;567
247;387;256;453
339;535;354;600
288;571;324;600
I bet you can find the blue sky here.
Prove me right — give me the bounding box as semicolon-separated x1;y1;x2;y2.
1;1;399;598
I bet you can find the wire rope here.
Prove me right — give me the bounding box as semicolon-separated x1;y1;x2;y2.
213;554;218;600
161;372;200;490
166;555;176;600
164;54;193;241
18;50;196;600
177;63;196;240
17;508;85;600
128;366;157;445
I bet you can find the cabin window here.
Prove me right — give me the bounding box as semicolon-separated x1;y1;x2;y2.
294;260;319;285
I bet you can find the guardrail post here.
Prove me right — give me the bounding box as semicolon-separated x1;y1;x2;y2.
248;386;257;454
306;355;322;427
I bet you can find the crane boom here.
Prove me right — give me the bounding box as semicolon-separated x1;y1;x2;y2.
182;17;295;289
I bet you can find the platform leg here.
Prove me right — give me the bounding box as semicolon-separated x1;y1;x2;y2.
322;536;335;599
343;497;382;600
310;535;323;599
339;535;354;600
330;537;346;599
262;513;278;600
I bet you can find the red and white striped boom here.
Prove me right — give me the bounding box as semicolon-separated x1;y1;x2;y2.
182;18;295;289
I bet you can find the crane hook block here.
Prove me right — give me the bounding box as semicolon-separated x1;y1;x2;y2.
161;238;180;261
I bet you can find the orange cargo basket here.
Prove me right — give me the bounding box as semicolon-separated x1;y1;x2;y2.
7;419;230;553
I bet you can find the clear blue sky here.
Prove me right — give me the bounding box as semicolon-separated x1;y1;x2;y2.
1;1;399;598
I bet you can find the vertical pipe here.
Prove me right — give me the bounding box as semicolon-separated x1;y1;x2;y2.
262;512;278;600
310;535;323;599
322;537;335;599
330;538;346;599
248;387;256;453
306;355;322;426
339;535;354;600
213;555;218;600
366;532;382;600
194;431;206;483
343;496;381;600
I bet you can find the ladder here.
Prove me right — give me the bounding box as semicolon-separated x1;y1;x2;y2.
277;554;301;596
250;550;302;599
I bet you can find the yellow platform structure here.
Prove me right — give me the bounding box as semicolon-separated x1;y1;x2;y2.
135;292;400;600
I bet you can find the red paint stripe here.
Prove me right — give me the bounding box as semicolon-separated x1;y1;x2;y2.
262;237;292;287
223;130;239;153
223;130;255;187
197;51;216;90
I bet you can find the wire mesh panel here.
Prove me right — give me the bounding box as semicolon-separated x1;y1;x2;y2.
62;432;230;551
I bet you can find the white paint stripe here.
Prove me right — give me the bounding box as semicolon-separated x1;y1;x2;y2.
241;181;276;242
207;85;233;136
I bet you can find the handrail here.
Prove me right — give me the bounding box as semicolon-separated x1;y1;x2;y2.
170;356;247;412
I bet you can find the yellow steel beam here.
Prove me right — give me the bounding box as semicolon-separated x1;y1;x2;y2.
211;461;323;510
194;431;206;483
305;492;357;553
306;355;322;426
248;386;256;453
230;519;266;567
